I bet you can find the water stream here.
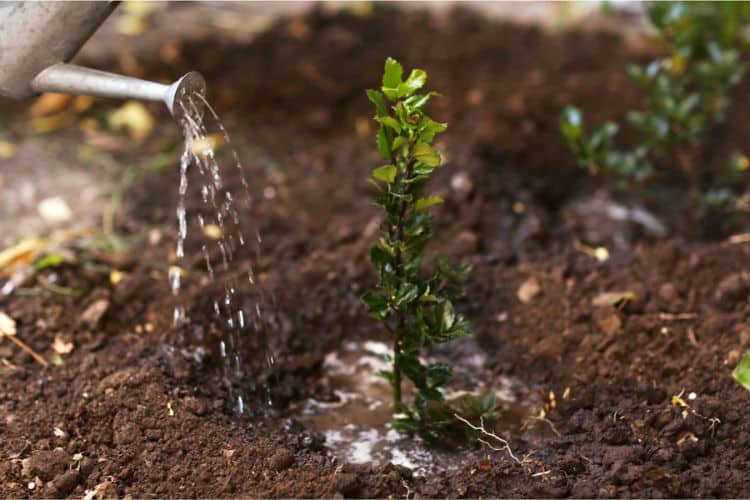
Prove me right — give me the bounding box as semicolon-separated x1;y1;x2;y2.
170;91;270;412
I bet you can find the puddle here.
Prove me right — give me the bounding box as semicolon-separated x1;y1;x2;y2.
295;339;537;476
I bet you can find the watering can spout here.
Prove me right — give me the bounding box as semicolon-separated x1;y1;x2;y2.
31;64;206;120
0;1;205;119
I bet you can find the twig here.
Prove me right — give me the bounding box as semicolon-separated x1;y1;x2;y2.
659;312;698;321
454;413;521;464
728;232;750;244
7;335;48;367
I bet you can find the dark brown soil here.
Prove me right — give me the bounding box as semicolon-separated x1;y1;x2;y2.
2;5;750;498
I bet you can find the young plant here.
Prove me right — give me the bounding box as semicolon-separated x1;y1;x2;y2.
362;57;473;442
734;352;750;392
560;2;750;207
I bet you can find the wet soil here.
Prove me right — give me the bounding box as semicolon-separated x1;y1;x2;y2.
2;5;750;498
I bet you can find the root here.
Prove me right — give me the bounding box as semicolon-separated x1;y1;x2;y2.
7;335;48;367
454;413;521;464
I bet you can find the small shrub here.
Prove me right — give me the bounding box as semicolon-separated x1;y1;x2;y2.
361;57;477;442
560;2;750;211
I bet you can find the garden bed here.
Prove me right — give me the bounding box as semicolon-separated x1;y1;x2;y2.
1;5;750;497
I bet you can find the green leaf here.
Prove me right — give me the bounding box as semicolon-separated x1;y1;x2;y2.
415;195;444;211
480;392;497;413
372;164;397;183
377;116;402;132
362;290;388;312
366;89;388;117
382;58;403;99
413;142;441;167
376;126;391;160
395;282;420;307
441;300;456;330
419;118;447;142
733;352;750;391
370;244;393;269
34;253;67;271
393;417;418;434
382;57;403;88
392;136;406;151
376;369;393;382
560;106;583;142
426;363;451;388
405;92;438;111
401;69;427;96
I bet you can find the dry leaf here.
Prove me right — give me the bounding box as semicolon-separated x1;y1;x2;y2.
29;110;74;134
108;101;154;141
592;290;636;308
202;224;222;240
52;335;74;355
116;15;146;35
109;269;124;285
0;140;17;159
28;93;72;118
191;133;224;155
0;238;48;276
517;277;541;304
73;95;94;113
0;311;16;337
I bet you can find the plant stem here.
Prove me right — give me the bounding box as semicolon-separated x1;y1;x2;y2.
389;141;416;414
392;331;403;412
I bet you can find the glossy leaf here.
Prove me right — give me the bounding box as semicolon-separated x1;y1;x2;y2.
372;164;397;183
413;142;441;167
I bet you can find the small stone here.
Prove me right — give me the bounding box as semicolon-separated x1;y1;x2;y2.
738;327;750;347
517;277;541;304
269;448;295;471
715;272;750;306
80;299;109;327
38;197;72;223
183;396;206;416
456;230;478;253
530;336;565;361
450;172;474;201
725;349;741;366
658;282;679;302
86;479;118;499
595;310;622;334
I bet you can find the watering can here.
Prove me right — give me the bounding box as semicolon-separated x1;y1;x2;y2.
0;1;205;119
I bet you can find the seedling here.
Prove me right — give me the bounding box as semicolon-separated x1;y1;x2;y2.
560;2;750;211
362;57;475;442
734;352;750;391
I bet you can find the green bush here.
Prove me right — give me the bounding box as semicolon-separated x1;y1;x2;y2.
560;2;750;210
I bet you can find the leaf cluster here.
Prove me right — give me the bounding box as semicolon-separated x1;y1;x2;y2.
362;58;475;443
560;2;750;198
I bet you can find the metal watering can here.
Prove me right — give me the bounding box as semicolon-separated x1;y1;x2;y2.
0;1;205;119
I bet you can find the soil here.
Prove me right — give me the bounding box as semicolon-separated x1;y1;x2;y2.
2;4;750;498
